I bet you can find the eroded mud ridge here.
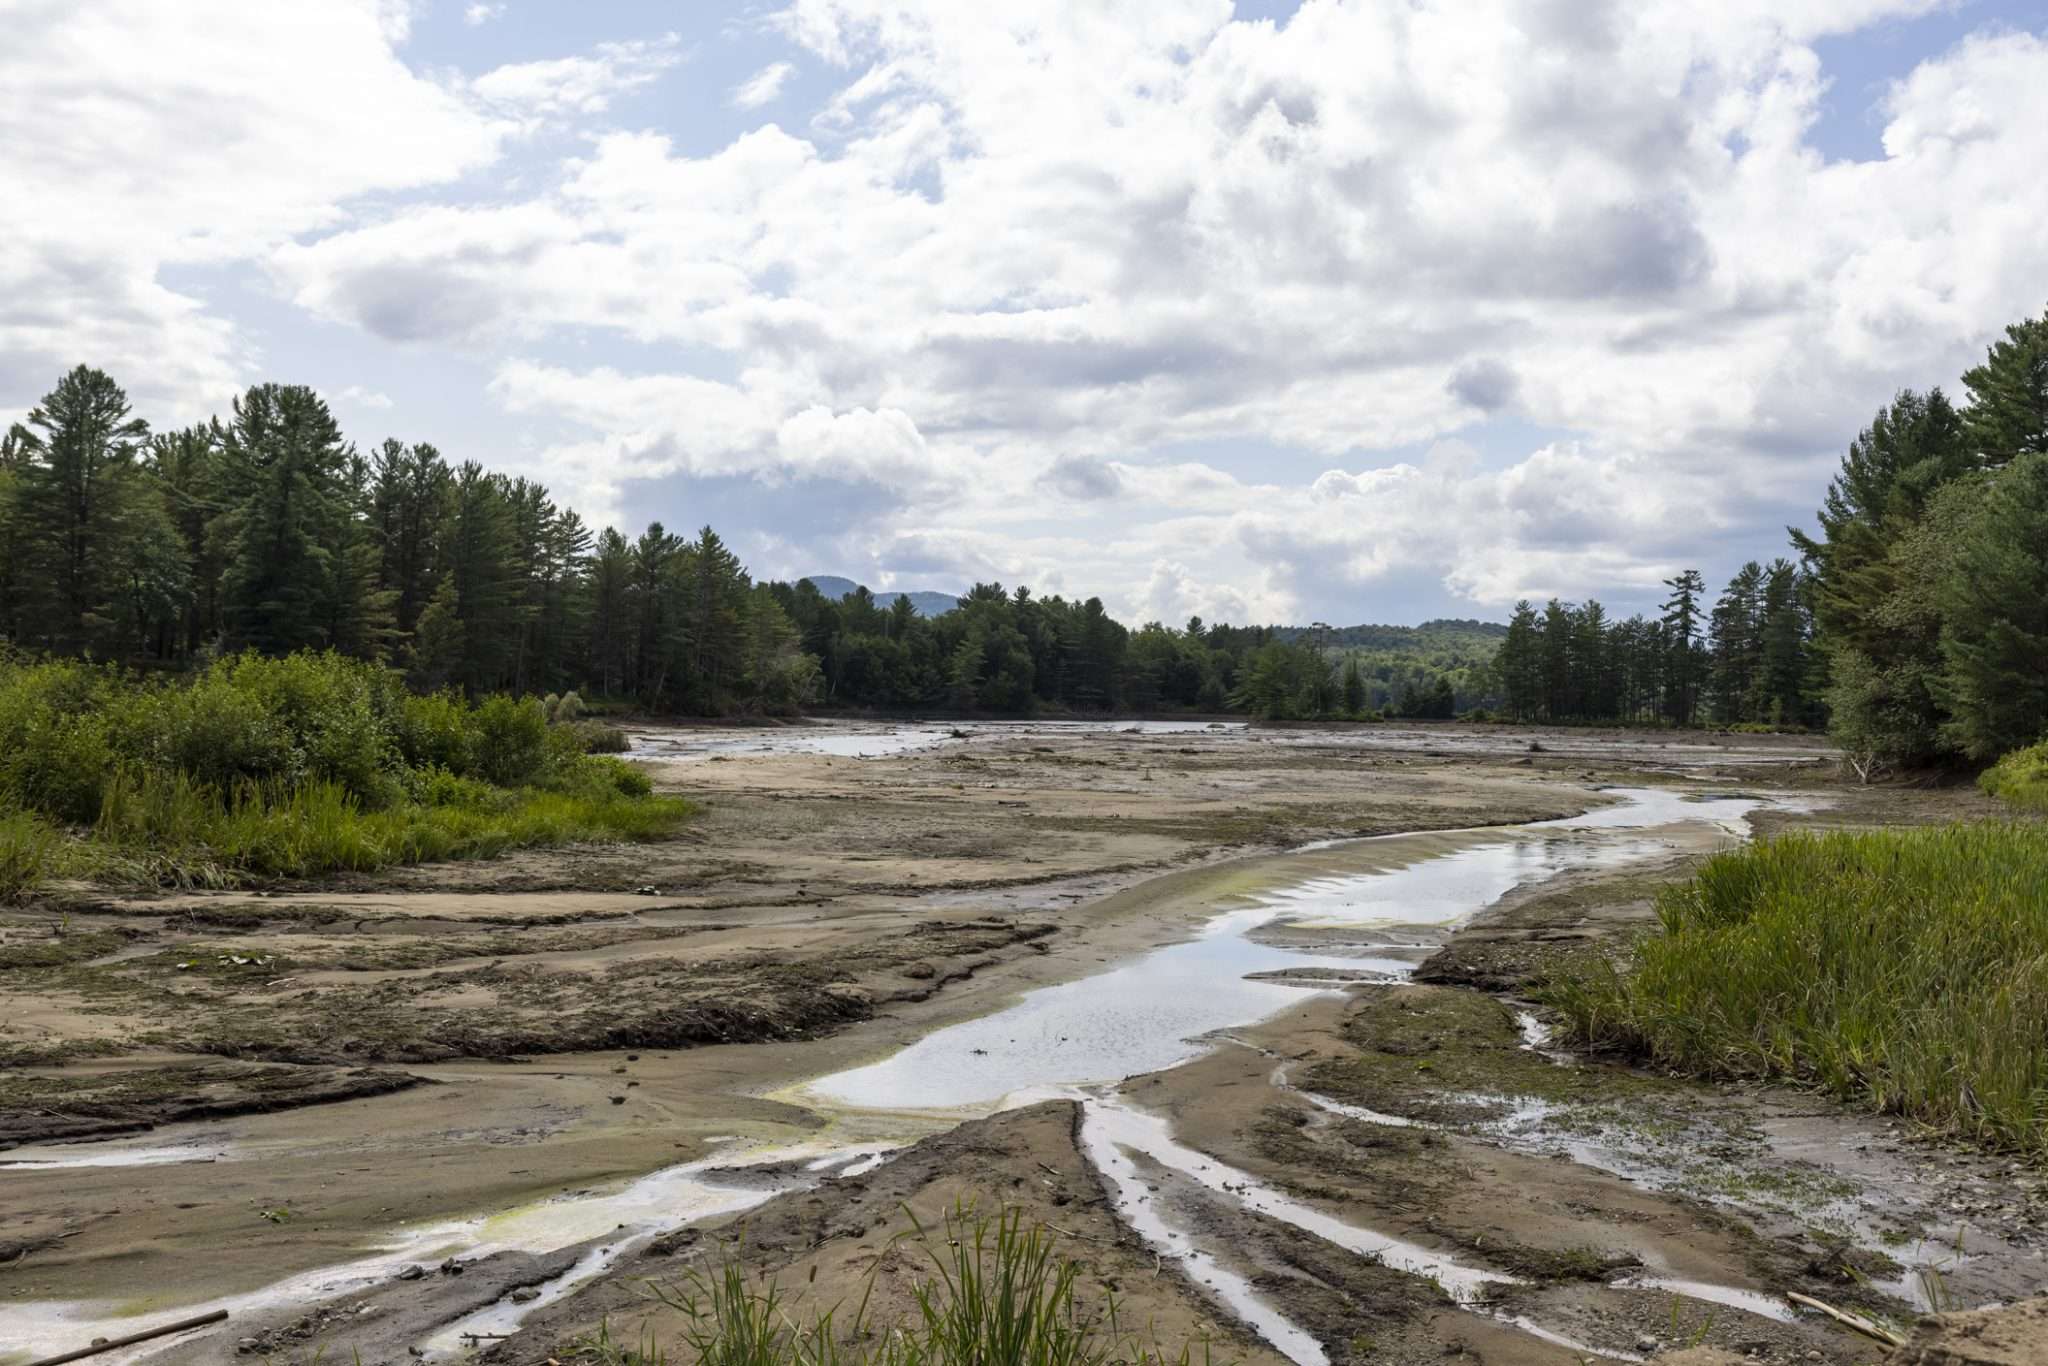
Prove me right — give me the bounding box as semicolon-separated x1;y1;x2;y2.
5;721;2035;1366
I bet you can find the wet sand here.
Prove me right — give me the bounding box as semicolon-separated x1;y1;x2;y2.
8;720;2028;1365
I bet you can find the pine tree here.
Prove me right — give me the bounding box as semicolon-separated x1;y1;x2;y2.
683;525;748;706
369;440;451;638
443;462;520;694
587;528;634;697
11;366;154;653
1660;570;1705;725
1938;453;2048;759
1961;307;2048;467
146;423;227;657
1708;562;1764;722
1497;600;1540;720
407;576;465;692
0;425;33;645
1755;560;1809;727
215;384;354;654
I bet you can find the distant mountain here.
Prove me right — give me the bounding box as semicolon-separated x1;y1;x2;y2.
1272;618;1508;650
800;575;960;618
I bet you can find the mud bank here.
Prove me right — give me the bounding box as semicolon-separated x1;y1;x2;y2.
5;722;2020;1366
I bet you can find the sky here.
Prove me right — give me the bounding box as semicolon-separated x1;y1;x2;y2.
4;1;2046;628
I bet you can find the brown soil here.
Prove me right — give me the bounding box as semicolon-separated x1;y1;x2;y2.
11;719;2030;1366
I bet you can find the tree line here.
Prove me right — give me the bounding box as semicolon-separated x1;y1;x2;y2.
0;369;815;713
1489;561;1819;728
0;364;1523;719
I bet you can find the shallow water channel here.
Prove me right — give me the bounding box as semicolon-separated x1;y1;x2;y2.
3;787;1786;1364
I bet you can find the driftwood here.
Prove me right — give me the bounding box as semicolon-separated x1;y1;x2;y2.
1786;1291;1907;1347
25;1309;229;1366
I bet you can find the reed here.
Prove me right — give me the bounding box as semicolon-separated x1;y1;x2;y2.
1544;823;2048;1155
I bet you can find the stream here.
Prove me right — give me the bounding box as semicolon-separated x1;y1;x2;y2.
1;787;1797;1365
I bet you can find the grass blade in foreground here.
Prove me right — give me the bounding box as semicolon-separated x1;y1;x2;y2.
574;1205;1216;1366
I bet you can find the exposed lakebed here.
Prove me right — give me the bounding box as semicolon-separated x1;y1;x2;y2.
2;785;1815;1364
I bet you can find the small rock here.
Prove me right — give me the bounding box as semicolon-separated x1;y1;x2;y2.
510;1286;541;1303
396;1263;426;1280
610;1095;626;1105
1635;1336;1660;1353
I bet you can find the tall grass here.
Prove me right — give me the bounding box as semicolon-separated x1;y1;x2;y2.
580;1206;1209;1366
1544;823;2048;1155
0;810;68;898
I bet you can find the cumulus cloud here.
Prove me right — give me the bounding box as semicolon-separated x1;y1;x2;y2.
0;0;512;415
336;384;394;409
731;61;796;109
1040;454;1123;500
15;0;2048;622
1447;358;1521;414
463;2;505;25
470;36;683;120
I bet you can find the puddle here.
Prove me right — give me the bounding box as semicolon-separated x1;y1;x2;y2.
808;789;1765;1113
0;1138;873;1364
1615;1275;1795;1322
1;785;1792;1362
1085;1096;1519;1303
0;1140;231;1170
804;905;1363;1112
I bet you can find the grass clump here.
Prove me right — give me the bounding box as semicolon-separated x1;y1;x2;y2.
1544;823;2048;1156
0;649;691;896
1980;741;2048;812
578;1205;1211;1366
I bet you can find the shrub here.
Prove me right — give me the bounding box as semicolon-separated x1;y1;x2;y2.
1981;741;2048;813
576;755;654;799
394;690;476;774
0;651;691;899
6;710;118;825
210;652;400;803
140;672;296;791
554;689;586;722
558;719;631;754
471;695;550;788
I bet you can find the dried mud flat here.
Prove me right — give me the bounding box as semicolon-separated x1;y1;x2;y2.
5;720;2041;1366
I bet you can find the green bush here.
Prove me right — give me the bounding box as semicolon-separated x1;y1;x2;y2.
140;672;296;791
9;711;117;825
395;689;476;774
1981;741;2048;813
472;694;550;788
557;718;631;754
1545;822;2048;1156
555;689;586;722
0;650;689;899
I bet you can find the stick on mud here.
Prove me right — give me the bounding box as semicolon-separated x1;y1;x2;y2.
25;1309;230;1366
